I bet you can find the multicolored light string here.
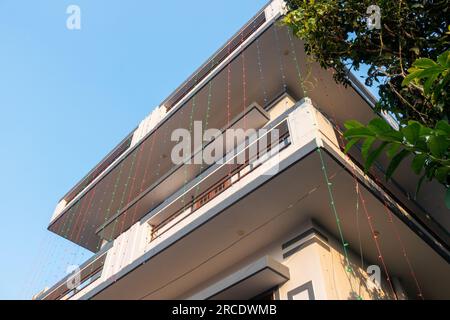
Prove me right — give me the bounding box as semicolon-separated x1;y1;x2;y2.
317;148;353;273
192;78;214;202
255;37;268;107
273;23;287;92
286;27;307;96
373;175;424;299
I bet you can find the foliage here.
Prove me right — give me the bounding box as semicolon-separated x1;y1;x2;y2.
402;51;450;115
283;0;450;126
344;118;450;201
344;51;450;205
283;1;450;207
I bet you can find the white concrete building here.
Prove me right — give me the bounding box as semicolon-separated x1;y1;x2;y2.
36;0;450;300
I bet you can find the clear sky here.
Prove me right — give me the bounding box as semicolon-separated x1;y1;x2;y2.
0;0;270;299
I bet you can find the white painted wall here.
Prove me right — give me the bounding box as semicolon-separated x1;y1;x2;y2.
100;222;152;281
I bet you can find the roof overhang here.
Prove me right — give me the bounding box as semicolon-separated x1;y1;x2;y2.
188;256;290;300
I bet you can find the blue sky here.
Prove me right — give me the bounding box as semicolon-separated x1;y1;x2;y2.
0;0;270;299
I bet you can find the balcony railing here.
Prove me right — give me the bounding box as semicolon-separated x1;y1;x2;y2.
35;245;109;300
150;120;291;241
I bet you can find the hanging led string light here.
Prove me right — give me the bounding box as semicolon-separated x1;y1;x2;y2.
83;169;117;279
372;175;425;299
358;189;397;299
89;161;127;280
355;185;364;264
317;148;353;272
30;234;63;299
26;195;81;298
115;143;146;268
288;26;360;292
332;127;396;299
107;147;143;275
286;27;307;97
109;152;140;277
22;232;56;299
255;37;268;107
78;183;110;282
354;183;365;295
108;147;139;241
50;199;82;286
319;108;395;299
337;114;422;299
326;79;420;299
143;107;181;251
55;198;86;288
124;145;145;219
32;194;85;298
179;76;199;213
273;23;287;93
67;194;94;270
100;161;126;240
74;185;98;250
140;136;157;196
227;44;231;128
191;78;214;203
136;135;157;253
320;83;368;288
226;44;233;178
241;32;247;120
120;144;146;228
71;189;94;245
240;30;250;163
105;158;138;278
66;186;96;272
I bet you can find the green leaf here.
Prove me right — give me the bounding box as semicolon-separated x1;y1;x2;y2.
423;73;438;95
344;120;364;130
415;66;446;79
367;118;393;135
401;122;420;144
412;58;436;69
435;120;450;135
435;166;450;184
411;153;427;174
402;70;424;86
377;131;404;143
344;138;359;154
446;188;450;210
386;149;410;181
386;143;401;158
361;137;376;160
419;125;433;137
344;127;375;139
365;142;388;172
437;51;450;68
428;135;449;158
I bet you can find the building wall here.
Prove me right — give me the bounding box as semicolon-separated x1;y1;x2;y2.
68;100;400;300
181;219;397;300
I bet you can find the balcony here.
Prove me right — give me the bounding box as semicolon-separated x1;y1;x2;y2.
35;244;110;300
36;99;449;300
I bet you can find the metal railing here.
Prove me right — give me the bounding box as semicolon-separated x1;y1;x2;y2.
35;247;109;300
151;120;291;241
